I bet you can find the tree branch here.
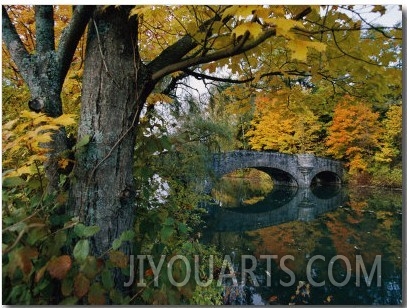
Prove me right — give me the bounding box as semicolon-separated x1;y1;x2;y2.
147;34;198;75
152;30;259;81
147;6;231;77
2;6;31;79
35;6;55;53
339;5;402;39
150;6;312;82
331;30;382;67
184;68;311;84
57;5;95;85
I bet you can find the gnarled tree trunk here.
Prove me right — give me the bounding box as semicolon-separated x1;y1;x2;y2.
69;7;153;260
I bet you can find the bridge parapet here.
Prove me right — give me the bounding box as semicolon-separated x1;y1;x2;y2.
209;151;344;190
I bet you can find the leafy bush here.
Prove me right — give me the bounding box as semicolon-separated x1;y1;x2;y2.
2;110;224;304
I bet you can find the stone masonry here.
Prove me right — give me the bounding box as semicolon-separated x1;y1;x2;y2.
210;150;344;189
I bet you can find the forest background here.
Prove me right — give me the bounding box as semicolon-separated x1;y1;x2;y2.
2;5;402;304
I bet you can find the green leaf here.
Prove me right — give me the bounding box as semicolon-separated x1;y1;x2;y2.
182;241;193;252
80;256;99;280
74;224;100;237
73;239;89;262
26;227;48;245
101;269;114;289
61;277;73;297
178;222;188;235
73;224;86;237
2;176;26;187
112;238;122;250
59;296;78;305
164;217;174;226
73;134;90;150
120;230;135;241
161;135;172;149
161;225;174;242
82;225;100;237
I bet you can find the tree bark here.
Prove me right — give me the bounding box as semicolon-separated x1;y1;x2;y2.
69;7;152;260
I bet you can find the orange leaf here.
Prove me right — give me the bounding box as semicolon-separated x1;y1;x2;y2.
145;268;154;277
108;250;128;268
74;272;90;298
88;283;106;305
11;247;39;277
47;255;72;280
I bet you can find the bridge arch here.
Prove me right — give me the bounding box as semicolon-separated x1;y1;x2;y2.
311;171;341;186
255;167;298;186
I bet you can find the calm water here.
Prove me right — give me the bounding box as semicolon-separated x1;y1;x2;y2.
202;176;403;305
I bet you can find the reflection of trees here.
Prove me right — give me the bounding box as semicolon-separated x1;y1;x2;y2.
241;188;402;304
247;188;402;273
205;179;402;304
212;169;273;208
202;230;258;258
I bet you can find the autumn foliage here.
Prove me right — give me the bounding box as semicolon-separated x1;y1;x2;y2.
246;94;322;154
2;4;402;305
326;97;383;173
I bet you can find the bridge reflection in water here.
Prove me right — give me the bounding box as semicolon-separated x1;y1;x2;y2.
203;185;347;232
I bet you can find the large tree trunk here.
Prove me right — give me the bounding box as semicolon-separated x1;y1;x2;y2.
69;7;152;260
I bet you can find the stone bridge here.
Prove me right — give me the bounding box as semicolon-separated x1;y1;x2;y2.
209;150;344;189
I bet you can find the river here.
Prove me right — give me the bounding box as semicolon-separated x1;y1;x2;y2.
202;170;403;305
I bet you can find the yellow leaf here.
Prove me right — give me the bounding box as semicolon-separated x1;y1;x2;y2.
308;40;326;52
25;155;47;165
211;36;233;49
232;22;263;39
3;119;18;130
34;133;53;144
14;122;31;133
20;110;41;119
129;5;152;17
52;114;76;126
15;165;34;176
229;5;261;19
171;71;183;78
221;6;239;19
147;93;173;105
6;136;26;154
252;72;262;83
201;61;218;73
269;6;286;17
35;264;48;283
34;125;60;135
192;31;206;43
210;21;226;34
268;18;303;38
58;158;73;169
372;5;386;16
32;114;49;125
287;40;326;61
287;40;308;61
